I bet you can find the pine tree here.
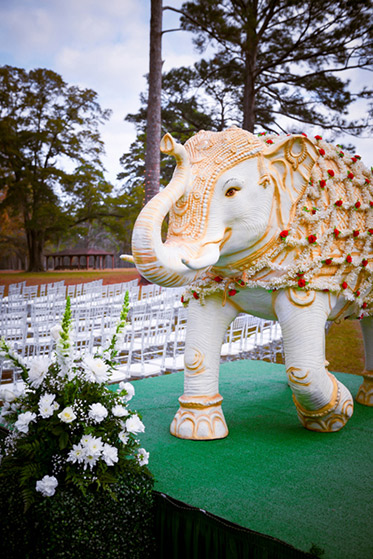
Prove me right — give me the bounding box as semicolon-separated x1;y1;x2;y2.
166;0;373;135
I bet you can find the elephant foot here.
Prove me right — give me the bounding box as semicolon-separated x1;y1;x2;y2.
293;374;354;433
356;371;373;407
170;394;228;440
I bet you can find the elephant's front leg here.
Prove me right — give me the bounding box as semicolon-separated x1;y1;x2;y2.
356;316;373;406
170;294;238;440
275;289;354;432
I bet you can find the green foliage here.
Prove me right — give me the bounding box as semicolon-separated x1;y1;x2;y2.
120;0;373;196
175;0;373;134
0;65;115;271
0;467;155;559
0;294;151;511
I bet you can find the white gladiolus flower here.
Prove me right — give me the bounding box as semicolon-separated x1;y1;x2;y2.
39;393;58;419
111;404;129;418
28;356;50;388
36;475;58;497
14;411;37;433
125;415;145;434
88;402;108;423
102;443;119;466
118;381;135;402
83;355;109;384
67;444;84;464
137;448;149;467
118;430;129;445
50;324;62;341
58;406;76;423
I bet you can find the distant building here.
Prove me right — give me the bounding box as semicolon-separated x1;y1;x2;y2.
44;248;115;270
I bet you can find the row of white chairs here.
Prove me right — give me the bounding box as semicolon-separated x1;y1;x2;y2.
0;279;284;385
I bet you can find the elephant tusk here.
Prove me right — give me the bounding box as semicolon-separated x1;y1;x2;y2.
120;254;135;264
181;242;221;270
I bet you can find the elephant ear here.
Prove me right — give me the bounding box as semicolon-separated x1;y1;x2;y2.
261;135;319;229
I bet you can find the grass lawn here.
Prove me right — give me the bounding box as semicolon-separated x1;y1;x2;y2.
0;269;365;377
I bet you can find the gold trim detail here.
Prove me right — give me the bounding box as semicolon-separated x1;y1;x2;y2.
178;393;223;409
284;137;308;171
185;348;206;377
292;373;339;418
286;288;316;307
287;367;311;387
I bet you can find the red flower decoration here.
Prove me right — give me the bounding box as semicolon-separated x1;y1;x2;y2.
236;279;246;286
370;201;373;207
355;201;361;209
213;276;223;283
335;200;343;207
192;291;199;300
314;135;323;140
327;169;335;177
351;157;357;163
355;290;360;297
319;179;326;188
325;258;333;265
301;133;307;137
366;179;371;185
362;259;368;267
368;229;373;236
353;230;360;237
354;155;361;160
346;254;352;263
266;139;274;144
318;148;325;156
342;281;348;290
228;289;238;297
347;172;354;180
298;278;306;288
307;234;317;244
338;151;344;157
363;302;368;309
280;230;289;239
181;295;184;304
334;228;340;237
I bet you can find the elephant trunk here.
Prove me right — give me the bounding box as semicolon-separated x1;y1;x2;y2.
132;134;211;287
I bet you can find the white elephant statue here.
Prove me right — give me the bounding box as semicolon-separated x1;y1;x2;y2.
132;126;373;440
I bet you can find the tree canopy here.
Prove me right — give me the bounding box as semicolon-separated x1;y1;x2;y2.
120;0;372;199
170;0;373;134
0;65;113;271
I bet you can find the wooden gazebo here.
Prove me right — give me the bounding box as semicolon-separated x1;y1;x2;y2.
45;248;115;270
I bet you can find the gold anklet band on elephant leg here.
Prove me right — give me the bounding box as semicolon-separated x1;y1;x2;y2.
356;371;373;407
170;394;228;440
292;373;353;432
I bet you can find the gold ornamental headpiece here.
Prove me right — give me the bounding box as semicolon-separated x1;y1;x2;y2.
168;127;264;240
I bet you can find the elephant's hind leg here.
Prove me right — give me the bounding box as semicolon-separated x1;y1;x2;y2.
356;316;373;406
275;289;354;432
170;294;238;440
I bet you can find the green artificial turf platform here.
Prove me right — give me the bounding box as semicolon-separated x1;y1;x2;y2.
131;360;373;559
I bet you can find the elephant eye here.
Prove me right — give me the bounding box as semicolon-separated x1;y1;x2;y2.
225;187;240;197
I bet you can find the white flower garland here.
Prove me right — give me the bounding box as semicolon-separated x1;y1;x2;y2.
182;134;373;319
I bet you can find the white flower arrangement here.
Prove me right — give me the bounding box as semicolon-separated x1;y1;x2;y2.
0;292;150;508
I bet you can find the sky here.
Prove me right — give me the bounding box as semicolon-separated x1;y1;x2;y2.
0;0;371;185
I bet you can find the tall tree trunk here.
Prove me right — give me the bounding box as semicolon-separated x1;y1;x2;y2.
144;0;163;205
242;54;256;132
27;230;45;272
242;4;258;132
